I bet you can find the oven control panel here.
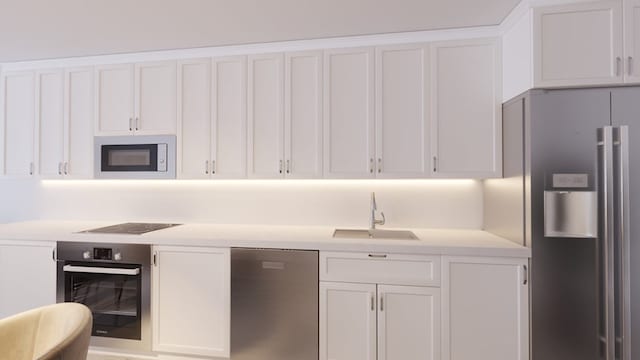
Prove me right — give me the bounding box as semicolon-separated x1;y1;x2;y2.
80;247;123;261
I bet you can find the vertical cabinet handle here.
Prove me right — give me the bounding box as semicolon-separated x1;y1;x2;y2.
286;160;290;174
212;160;216;174
279;160;283;174
629;56;634;76
58;162;63;175
523;265;528;285
129;117;133;131
29;162;34;176
616;57;622;76
370;293;375;311
153;252;158;266
433;156;437;172
64;162;69;175
380;293;384;311
377;158;382;173
135;117;140;131
370;158;374;174
205;160;209;174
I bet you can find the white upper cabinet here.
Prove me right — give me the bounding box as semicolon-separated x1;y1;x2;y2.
625;0;640;82
64;68;94;178
95;64;134;135
177;59;212;179
375;44;430;178
324;47;375;178
431;38;502;178
95;61;176;135
533;0;623;87
248;53;284;178
37;70;65;178
212;56;248;178
38;67;93;179
2;71;36;177
284;51;323;178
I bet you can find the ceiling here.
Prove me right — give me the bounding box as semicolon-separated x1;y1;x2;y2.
0;0;520;63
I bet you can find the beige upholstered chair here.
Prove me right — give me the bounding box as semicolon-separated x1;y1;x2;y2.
0;303;92;360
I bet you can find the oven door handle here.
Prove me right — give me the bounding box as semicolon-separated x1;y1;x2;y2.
63;265;140;276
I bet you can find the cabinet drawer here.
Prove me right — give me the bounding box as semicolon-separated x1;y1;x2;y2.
320;251;440;286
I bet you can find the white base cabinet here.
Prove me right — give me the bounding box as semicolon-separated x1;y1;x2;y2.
441;256;529;360
0;241;56;319
152;246;230;358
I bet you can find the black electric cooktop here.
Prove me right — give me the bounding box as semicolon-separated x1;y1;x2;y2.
78;222;182;235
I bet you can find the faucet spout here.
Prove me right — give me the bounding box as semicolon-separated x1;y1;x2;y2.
369;192;386;231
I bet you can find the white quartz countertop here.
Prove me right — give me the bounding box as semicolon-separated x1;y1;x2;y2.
0;221;531;258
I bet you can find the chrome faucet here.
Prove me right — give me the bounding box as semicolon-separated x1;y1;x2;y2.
369;192;386;231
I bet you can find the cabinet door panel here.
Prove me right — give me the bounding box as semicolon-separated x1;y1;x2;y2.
442;257;529;360
152;246;230;357
178;59;211;179
376;44;429;178
95;64;133;135
377;285;440;360
65;68;94;178
432;39;502;178
3;71;35;176
213;56;247;178
37;70;65;178
323;48;375;178
135;61;177;134
285;51;323;178
248;54;284;178
625;0;640;82
320;282;376;360
533;0;623;87
0;242;56;319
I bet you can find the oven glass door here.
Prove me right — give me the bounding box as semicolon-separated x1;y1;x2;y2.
64;263;142;340
101;144;158;172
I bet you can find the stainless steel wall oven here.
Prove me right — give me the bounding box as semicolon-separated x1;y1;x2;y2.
56;242;151;352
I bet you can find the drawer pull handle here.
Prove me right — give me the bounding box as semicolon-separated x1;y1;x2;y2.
368;254;387;258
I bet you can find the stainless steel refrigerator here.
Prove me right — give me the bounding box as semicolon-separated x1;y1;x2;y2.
484;87;639;360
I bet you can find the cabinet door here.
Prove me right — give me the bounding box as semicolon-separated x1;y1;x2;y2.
533;0;623;87
320;282;376;360
324;47;375;178
375;44;430;178
248;54;284;178
177;59;211;179
377;285;440;360
441;257;529;360
625;0;640;82
64;67;94;178
0;241;56;319
152;246;230;357
213;56;248;178
37;70;65;178
431;38;502;178
94;64;134;135
2;71;35;177
134;61;177;135
284;51;323;178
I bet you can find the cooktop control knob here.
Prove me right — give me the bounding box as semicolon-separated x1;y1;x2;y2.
114;253;122;261
82;251;91;260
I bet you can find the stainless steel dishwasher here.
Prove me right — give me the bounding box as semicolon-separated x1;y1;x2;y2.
231;248;318;360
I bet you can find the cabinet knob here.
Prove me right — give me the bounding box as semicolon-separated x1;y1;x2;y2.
129;117;133;131
58;162;63;175
279;160;283;174
286;160;290;174
205;160;209;174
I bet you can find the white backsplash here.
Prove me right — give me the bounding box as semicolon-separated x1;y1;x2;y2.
0;179;483;229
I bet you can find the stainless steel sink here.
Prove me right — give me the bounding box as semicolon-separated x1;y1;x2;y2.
333;228;419;240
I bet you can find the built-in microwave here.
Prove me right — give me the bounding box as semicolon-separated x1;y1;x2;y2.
94;135;176;179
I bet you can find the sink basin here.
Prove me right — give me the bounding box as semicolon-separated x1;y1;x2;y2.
333;228;419;240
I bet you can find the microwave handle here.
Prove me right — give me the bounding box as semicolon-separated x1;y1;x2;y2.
63;265;140;276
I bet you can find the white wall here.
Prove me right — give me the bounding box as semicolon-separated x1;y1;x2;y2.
0;179;486;229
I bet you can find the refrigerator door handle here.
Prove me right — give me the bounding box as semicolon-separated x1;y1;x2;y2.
614;126;631;360
598;126;616;360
